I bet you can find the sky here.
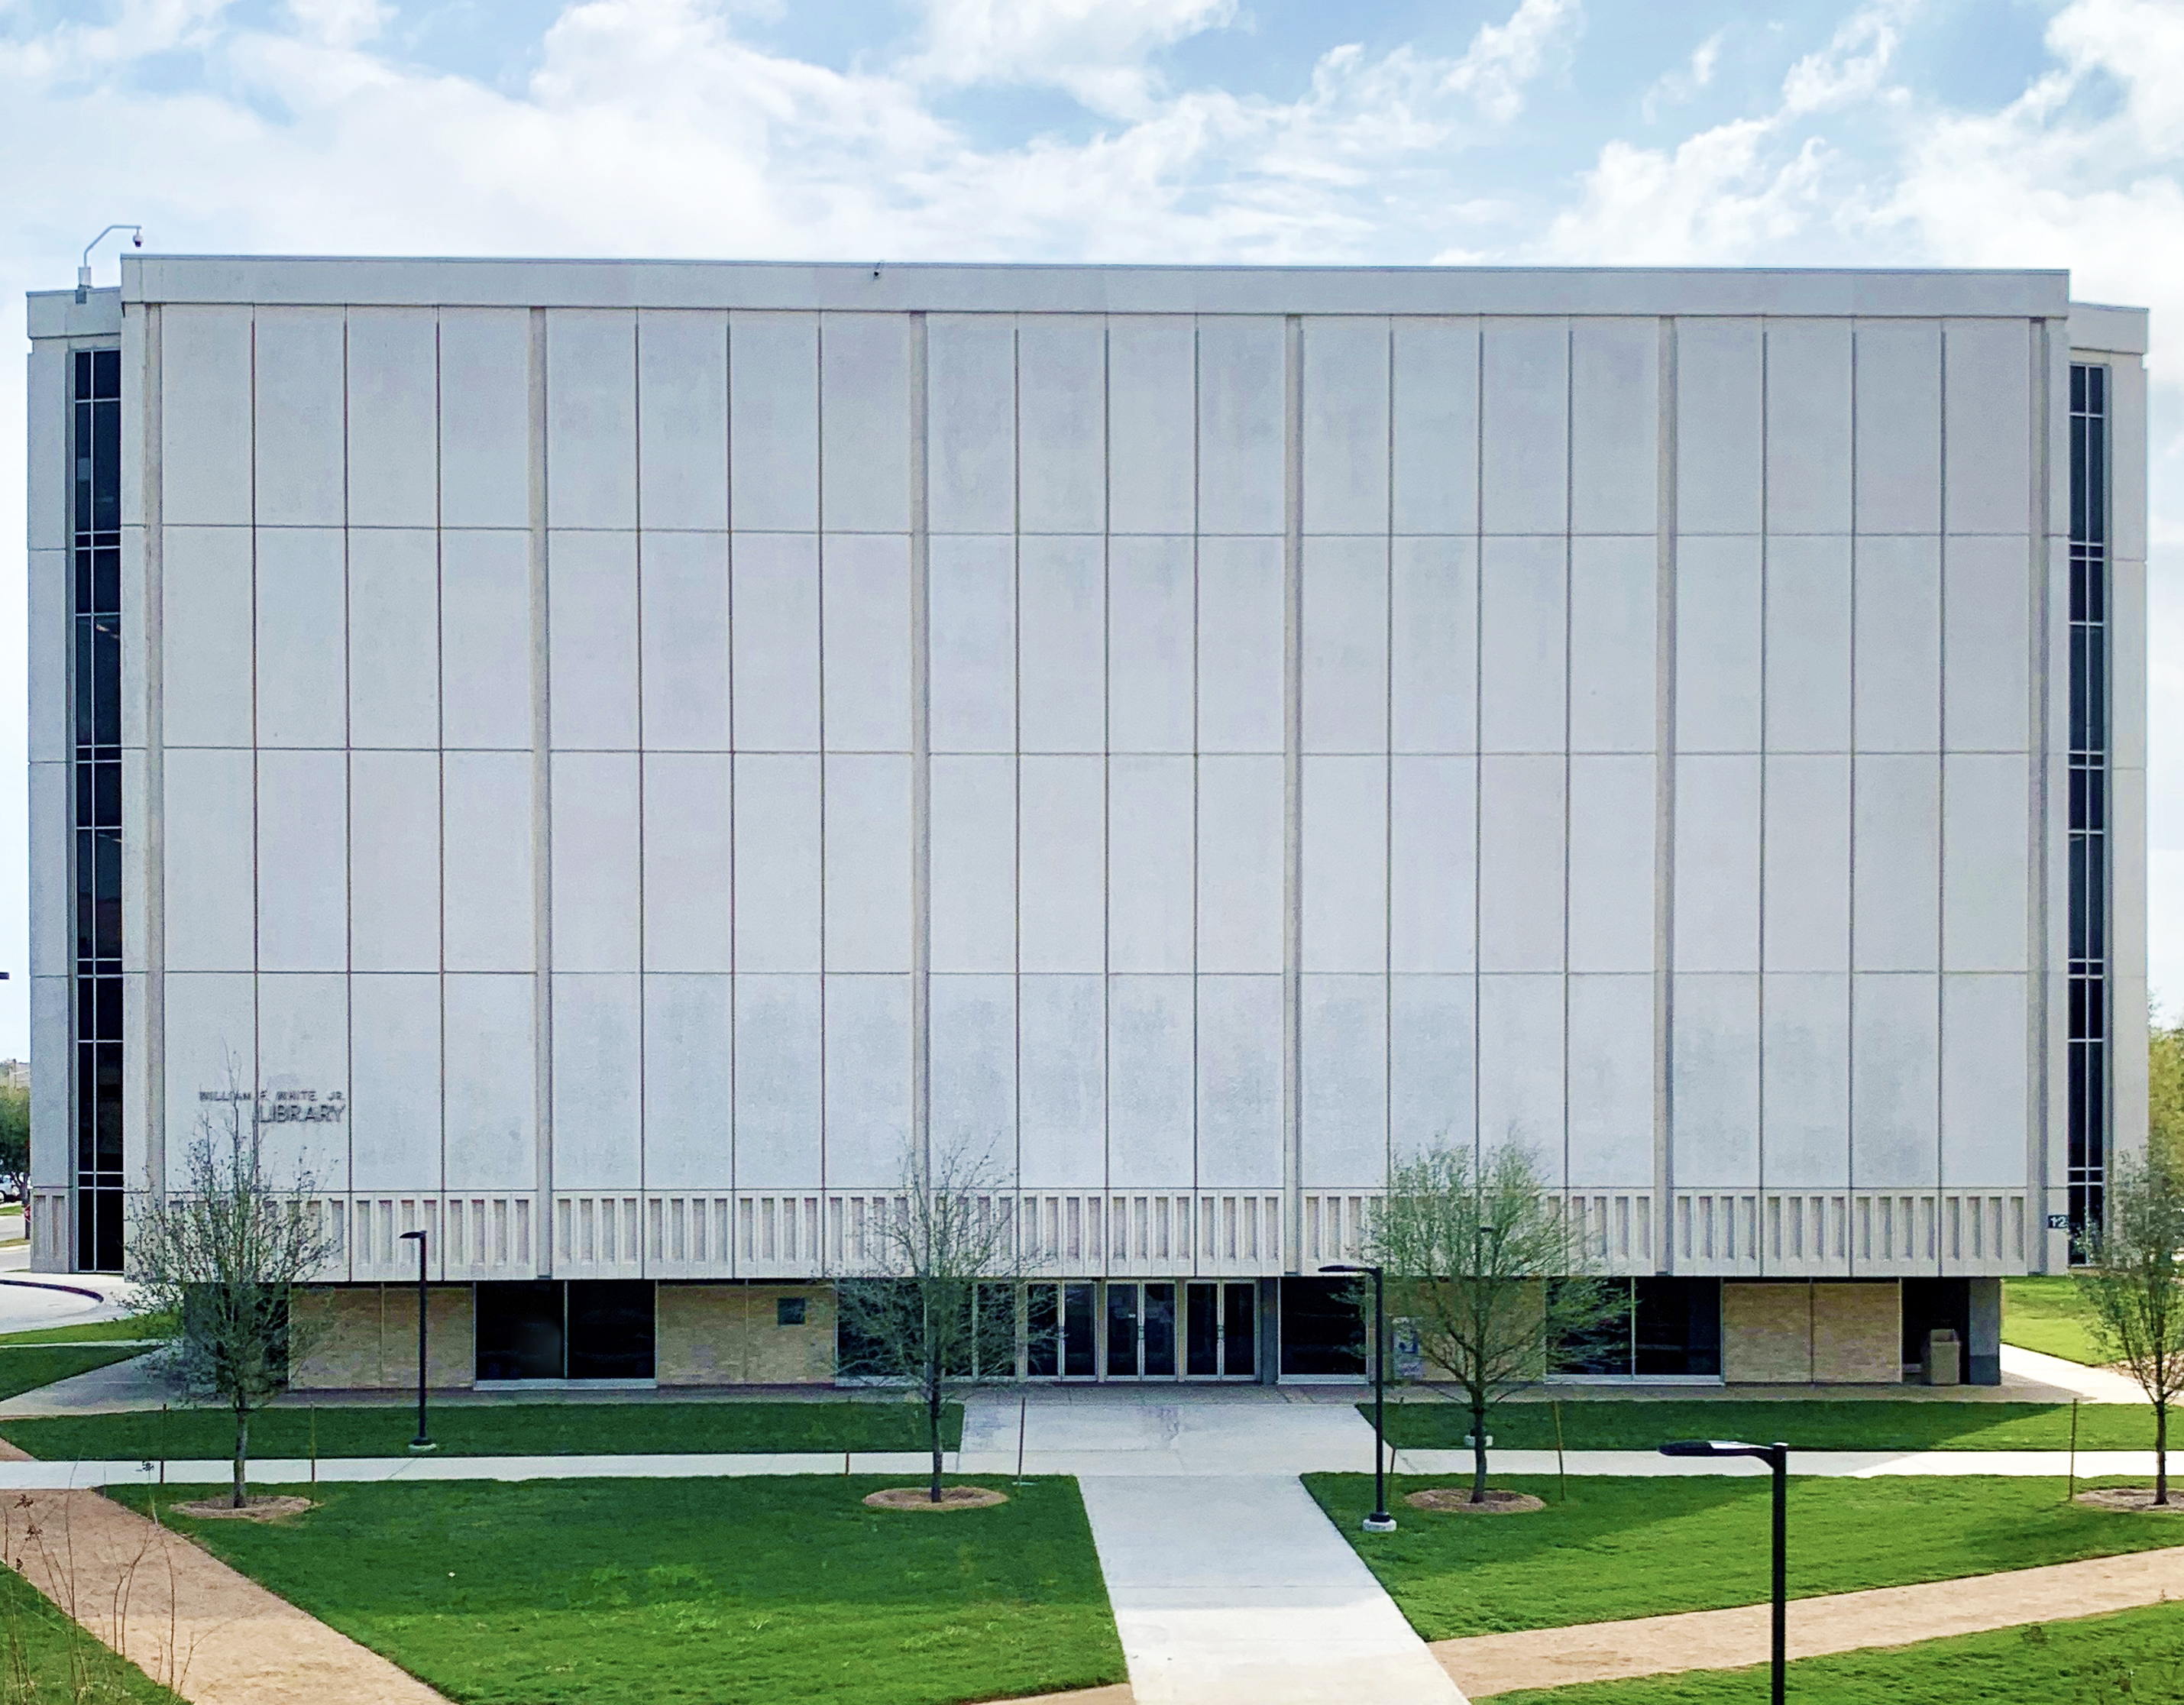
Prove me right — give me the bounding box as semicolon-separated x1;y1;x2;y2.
1;0;2179;1057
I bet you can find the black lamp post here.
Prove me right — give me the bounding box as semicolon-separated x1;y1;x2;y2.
1660;1439;1788;1703
1321;1262;1394;1533
399;1229;434;1452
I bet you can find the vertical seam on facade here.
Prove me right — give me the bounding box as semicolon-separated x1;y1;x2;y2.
910;314;931;1187
2029;322;2052;1267
1653;319;1676;1270
529;307;552;1274
1192;322;1203;1213
341;309;356;1249
250;312;261;1110
1282;315;1302;1272
145;306;166;1208
1755;318;1768;1273
1014;321;1026;1202
1936;323;1949;1241
1561;320;1574;1212
1383;319;1395;1190
632;312;646;1270
434;312;447;1239
1473;320;1486;1179
1843;319;1859;1267
724;314;738;1238
815;315;830;1207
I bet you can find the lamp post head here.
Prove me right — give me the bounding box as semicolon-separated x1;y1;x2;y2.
1658;1439;1788;1462
400;1230;425;1245
1318;1263;1378;1276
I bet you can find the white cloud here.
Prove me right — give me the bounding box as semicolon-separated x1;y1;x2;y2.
1640;28;1723;125
285;0;387;50
911;0;1236;118
1780;1;1907;115
1441;0;1581;125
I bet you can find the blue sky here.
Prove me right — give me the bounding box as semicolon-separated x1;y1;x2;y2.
2;0;2179;1055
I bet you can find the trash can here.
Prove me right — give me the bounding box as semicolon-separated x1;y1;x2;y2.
1924;1328;1962;1386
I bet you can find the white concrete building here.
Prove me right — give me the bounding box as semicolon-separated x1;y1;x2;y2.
24;257;2148;1388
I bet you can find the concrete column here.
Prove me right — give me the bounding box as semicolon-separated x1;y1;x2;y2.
1968;1276;2002;1384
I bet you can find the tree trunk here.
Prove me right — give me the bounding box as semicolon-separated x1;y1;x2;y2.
2158;1402;2169;1507
929;1388;945;1503
232;1406;249;1509
1470;1396;1489;1504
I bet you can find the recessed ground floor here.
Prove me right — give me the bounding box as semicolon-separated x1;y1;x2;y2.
290;1274;2004;1393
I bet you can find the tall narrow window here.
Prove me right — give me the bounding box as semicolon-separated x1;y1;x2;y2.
2067;362;2108;1258
72;348;124;1273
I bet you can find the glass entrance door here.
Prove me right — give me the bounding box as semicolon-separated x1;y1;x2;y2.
1103;1282;1179;1378
1025;1282;1098;1378
1184;1281;1257;1379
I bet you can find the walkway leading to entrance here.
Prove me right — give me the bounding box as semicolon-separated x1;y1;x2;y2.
1079;1475;1464;1705
1435;1542;2184;1697
5;1488;450;1705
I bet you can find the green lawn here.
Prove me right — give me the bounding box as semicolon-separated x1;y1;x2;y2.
1491;1600;2184;1704
0;1344;147;1401
0;1400;964;1461
0;1315;170;1348
111;1476;1124;1705
0;1557;183;1702
1305;1474;2184;1641
2004;1274;2108;1364
1373;1399;2160;1453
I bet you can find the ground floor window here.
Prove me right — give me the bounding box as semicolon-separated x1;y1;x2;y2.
841;1279;1263;1383
1278;1276;1364;1378
1553;1278;1723;1380
476;1280;656;1383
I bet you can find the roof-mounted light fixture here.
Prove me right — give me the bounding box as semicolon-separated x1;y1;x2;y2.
77;225;144;302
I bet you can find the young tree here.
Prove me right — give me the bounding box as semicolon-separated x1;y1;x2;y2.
128;1083;338;1508
834;1145;1024;1502
0;1082;28;1207
2151;1004;2183;1173
1367;1140;1628;1503
2074;1147;2184;1504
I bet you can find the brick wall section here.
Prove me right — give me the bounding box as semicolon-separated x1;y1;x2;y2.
1813;1283;1901;1383
290;1286;476;1392
658;1285;835;1386
1722;1283;1812;1382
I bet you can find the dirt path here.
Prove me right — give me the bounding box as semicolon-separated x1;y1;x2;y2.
1435;1543;2184;1697
3;1490;448;1703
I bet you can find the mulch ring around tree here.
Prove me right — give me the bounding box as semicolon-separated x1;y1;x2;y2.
168;1494;317;1522
862;1487;1010;1512
1405;1488;1545;1516
2074;1488;2184;1515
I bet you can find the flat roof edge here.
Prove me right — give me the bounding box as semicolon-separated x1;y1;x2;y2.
2068;301;2150;357
25;288;122;341
113;255;2075;318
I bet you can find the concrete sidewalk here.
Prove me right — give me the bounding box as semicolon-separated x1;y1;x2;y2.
0;1445;2163;1488
1435;1543;2184;1697
1080;1475;1462;1705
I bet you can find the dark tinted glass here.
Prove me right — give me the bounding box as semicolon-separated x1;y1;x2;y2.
1105;1284;1138;1377
568;1281;655;1380
1222;1282;1256;1377
1062;1283;1096;1377
1186;1283;1218;1375
475;1281;565;1381
1026;1283;1060;1377
1634;1276;1723;1376
1143;1283;1176;1377
1278;1276;1363;1377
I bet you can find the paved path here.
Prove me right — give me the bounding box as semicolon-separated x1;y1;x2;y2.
0;1445;2169;1488
2000;1343;2148;1403
1080;1475;1462;1705
1435;1543;2184;1697
5;1488;447;1704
